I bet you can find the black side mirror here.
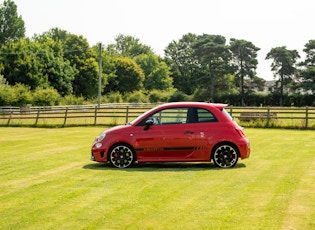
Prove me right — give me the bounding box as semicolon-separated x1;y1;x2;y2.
144;119;154;130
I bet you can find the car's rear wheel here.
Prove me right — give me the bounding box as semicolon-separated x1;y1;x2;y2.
108;144;135;168
212;143;239;168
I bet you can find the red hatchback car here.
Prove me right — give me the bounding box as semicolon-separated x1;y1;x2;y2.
91;102;250;168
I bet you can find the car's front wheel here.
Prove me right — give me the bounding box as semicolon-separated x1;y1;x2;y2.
212;143;239;168
108;144;135;168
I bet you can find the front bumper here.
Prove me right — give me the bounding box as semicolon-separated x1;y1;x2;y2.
90;151;95;161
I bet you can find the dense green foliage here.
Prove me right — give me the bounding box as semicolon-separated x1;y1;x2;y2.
297;40;315;94
0;0;314;106
230;39;261;106
266;46;300;106
0;0;25;46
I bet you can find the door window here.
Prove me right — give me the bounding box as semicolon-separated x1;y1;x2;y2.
152;108;188;125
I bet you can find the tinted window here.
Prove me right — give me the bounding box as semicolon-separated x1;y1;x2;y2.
196;108;218;122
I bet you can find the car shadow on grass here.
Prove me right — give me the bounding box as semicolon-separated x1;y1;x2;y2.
83;162;246;172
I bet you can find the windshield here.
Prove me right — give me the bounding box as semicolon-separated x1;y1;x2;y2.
126;106;158;125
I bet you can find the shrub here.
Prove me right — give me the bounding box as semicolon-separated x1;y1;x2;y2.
32;87;61;106
13;84;32;106
60;95;86;105
148;90;171;102
124;91;149;103
0;84;15;106
103;91;123;103
169;90;190;102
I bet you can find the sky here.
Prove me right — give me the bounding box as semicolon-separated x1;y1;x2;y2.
5;0;315;80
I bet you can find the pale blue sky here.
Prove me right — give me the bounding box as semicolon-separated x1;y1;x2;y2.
5;0;315;80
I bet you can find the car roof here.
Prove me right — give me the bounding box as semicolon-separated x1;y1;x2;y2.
156;102;228;110
130;102;228;125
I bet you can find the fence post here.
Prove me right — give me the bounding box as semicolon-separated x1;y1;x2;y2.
305;106;309;129
126;106;129;124
94;106;97;125
229;106;233;117
63;107;68;126
266;106;270;127
7;111;12;125
35;110;40;125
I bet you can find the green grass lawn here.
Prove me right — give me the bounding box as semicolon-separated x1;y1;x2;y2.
0;127;314;230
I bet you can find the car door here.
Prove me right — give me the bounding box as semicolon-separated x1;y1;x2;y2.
133;107;196;161
193;108;220;159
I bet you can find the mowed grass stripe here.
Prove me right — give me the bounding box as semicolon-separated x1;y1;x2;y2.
0;127;314;229
281;157;315;230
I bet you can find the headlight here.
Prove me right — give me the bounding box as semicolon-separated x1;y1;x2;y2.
96;133;106;142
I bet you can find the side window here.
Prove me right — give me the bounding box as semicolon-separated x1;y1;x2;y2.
197;108;218;122
137;107;217;126
138;107;189;126
158;108;188;124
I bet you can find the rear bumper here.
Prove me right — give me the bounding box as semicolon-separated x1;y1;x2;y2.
239;139;250;159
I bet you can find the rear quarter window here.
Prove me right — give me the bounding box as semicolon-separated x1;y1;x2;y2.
197;108;218;122
221;108;233;121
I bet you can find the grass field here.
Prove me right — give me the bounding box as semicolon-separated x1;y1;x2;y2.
0;127;314;230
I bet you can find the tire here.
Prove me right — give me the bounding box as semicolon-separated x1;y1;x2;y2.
212;143;239;168
108;144;135;168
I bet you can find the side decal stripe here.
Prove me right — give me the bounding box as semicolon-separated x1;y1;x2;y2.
135;146;206;152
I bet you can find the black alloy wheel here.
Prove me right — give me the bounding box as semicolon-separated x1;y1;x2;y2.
213;144;239;168
109;144;135;168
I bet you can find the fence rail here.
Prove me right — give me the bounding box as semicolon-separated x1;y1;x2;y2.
1;104;315;129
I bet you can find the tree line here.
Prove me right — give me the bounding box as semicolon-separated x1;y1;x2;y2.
0;0;314;106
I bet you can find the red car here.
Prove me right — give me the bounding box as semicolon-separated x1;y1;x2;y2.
91;102;250;168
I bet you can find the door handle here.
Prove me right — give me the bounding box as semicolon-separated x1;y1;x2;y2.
184;131;194;134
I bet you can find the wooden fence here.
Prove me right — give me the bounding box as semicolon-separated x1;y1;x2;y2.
0;104;315;129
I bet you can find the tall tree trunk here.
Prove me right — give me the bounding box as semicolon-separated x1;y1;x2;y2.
241;75;245;106
209;72;214;102
209;62;214;102
280;74;284;106
240;60;245;106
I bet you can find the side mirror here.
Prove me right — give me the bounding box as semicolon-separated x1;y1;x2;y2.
144;119;154;130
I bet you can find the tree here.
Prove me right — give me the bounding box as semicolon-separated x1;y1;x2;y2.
297;40;315;94
64;34;98;98
33;35;76;96
266;46;300;106
164;33;202;94
41;28;98;98
0;0;25;46
1;36;76;96
107;57;144;93
134;53;173;91
106;34;153;58
192;34;232;102
1;38;49;89
230;38;262;105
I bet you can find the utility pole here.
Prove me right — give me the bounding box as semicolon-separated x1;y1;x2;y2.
98;43;102;108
